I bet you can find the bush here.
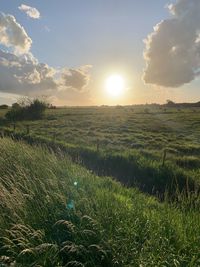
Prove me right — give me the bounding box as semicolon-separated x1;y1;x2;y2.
0;104;9;109
12;102;20;109
5;99;48;121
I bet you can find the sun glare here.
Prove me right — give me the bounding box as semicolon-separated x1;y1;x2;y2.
106;75;125;97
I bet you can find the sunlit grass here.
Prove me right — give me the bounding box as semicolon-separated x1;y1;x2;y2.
0;138;200;266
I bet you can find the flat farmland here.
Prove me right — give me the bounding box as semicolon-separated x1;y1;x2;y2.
2;106;200;193
9;106;200;158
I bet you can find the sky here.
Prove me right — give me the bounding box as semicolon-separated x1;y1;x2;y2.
0;0;200;106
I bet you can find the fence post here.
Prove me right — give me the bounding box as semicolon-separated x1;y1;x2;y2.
96;139;100;152
26;125;30;135
0;130;4;138
162;149;167;167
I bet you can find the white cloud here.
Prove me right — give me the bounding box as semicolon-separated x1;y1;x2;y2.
143;0;200;88
18;4;40;19
0;13;92;103
0;49;92;101
0;49;58;95
0;13;32;54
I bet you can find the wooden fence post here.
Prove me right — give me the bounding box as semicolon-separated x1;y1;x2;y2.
96;139;100;152
0;130;4;138
162;149;167;167
26;125;30;134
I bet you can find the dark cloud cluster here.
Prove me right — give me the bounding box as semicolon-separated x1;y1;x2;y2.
143;0;200;87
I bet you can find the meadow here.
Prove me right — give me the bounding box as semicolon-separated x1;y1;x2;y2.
1;138;200;266
1;105;200;266
5;105;200;153
1;105;200;196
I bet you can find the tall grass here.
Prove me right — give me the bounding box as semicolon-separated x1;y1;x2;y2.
1;127;199;198
0;138;200;266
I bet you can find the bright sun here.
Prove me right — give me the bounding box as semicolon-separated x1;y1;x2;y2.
105;75;125;97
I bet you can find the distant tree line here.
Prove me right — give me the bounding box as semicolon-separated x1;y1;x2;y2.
165;100;200;108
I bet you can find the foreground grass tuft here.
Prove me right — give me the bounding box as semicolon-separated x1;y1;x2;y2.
0;138;200;266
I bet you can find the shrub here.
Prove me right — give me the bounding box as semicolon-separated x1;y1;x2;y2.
28;99;48;119
5;98;48;121
0;104;9;109
12;102;20;109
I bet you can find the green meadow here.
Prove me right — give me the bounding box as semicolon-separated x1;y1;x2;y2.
0;138;200;266
1;0;200;266
1;106;200;194
1;106;200;266
5;106;200;153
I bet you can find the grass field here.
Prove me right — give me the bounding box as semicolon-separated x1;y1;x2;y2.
1;106;200;195
1;138;200;266
1;106;200;266
5;106;200;152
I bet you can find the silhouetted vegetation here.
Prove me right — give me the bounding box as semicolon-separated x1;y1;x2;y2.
0;104;9;109
165;99;200;108
5;98;48;121
12;102;20;109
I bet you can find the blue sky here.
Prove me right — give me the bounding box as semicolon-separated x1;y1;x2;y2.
0;0;200;106
1;0;170;67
